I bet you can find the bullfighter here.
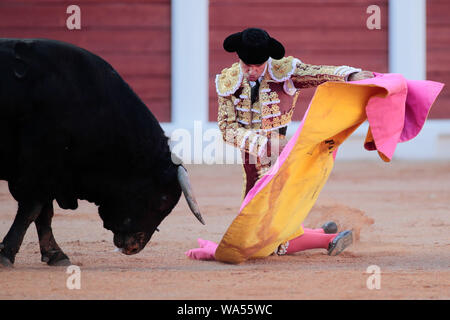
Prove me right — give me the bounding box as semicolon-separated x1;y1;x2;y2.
186;28;375;260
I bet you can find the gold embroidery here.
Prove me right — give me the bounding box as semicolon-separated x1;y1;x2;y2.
259;80;281;109
215;63;243;96
268;56;296;82
261;104;281;118
218;59;360;158
238;110;252;123
240;79;252;108
252;110;261;121
292;65;348;88
217;94;269;156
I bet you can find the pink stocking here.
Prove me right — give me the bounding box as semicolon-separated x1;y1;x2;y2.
301;224;325;234
286;230;337;254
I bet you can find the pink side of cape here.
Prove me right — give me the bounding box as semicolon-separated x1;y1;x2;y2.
401;78;445;142
364;73;444;158
239;73;444;212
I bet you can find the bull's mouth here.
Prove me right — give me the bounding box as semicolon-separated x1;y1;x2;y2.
113;232;151;255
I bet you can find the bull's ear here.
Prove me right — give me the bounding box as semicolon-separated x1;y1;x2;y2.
13;40;33;79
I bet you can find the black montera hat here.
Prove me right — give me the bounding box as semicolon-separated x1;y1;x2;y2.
223;28;285;65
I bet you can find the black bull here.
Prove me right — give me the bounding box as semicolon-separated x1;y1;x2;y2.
0;38;204;267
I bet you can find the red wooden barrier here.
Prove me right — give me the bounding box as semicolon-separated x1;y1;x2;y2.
0;0;171;122
427;0;450;119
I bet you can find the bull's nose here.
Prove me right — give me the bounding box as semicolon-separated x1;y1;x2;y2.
113;232;151;255
127;247;139;255
123;244;142;255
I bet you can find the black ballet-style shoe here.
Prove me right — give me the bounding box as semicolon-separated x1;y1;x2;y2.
327;230;353;256
321;221;338;234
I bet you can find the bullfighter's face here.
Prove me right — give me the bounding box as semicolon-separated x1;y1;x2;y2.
240;60;267;82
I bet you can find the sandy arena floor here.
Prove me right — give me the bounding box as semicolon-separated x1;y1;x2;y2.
0;161;449;300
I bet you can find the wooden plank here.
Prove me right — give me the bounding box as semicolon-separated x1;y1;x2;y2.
0;50;171;78
0;1;172;122
0;3;170;28
427;25;450;50
141;98;171;122
425;70;449;120
7;0;171;6
211;0;386;4
124;76;170;100
427;53;450;72
427;0;450;25
93;53;170;77
427;73;450;88
209;5;388;28
2;0;169;4
428;98;450;119
427;0;450;119
1;29;170;54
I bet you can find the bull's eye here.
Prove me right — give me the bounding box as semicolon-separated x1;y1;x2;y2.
161;195;168;201
123;218;131;226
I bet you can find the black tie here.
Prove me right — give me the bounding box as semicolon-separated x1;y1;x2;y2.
251;80;260;105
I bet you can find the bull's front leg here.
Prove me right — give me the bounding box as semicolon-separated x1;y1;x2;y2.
0;201;43;267
35;202;71;266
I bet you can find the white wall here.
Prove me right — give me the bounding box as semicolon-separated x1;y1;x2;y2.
171;0;209;127
389;0;426;80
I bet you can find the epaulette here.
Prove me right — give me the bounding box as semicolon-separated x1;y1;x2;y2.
268;56;301;82
215;62;243;96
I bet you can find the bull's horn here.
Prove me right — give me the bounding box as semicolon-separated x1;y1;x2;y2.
177;165;205;225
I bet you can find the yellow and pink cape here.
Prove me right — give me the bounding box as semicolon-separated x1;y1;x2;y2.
215;73;444;264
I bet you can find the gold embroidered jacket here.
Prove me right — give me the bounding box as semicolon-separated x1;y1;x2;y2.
216;56;361;157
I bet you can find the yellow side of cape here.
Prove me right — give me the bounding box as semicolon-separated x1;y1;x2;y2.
215;82;387;264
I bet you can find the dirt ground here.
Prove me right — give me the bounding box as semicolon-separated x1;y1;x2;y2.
0;160;449;300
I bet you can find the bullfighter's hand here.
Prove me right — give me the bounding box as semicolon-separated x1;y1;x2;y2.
185;238;218;260
347;71;375;81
